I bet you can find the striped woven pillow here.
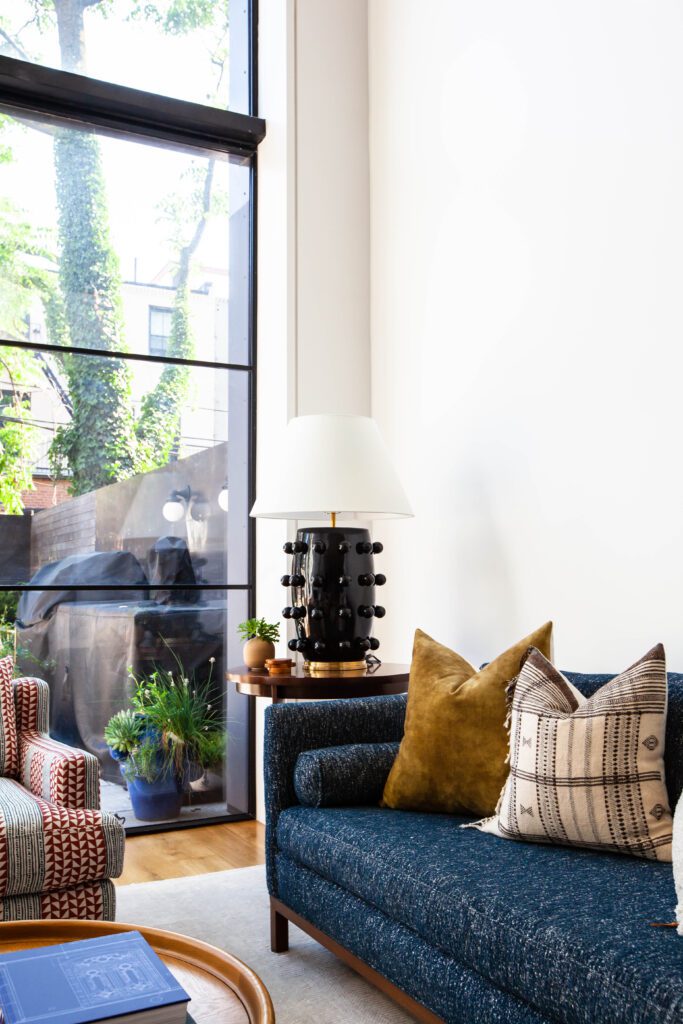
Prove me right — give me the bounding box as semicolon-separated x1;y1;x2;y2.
472;644;672;861
0;655;17;777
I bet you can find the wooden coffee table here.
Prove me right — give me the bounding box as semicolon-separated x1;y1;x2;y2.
0;920;275;1024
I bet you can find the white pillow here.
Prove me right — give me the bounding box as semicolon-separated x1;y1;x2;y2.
469;644;673;862
672;796;683;931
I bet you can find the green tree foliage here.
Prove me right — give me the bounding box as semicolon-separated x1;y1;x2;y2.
0;0;230;505
136;160;219;467
130;0;218;34
0;356;34;514
50;128;138;492
0;181;64;512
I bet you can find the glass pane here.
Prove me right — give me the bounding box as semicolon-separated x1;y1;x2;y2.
0;346;249;587
0;112;251;364
4;586;250;830
0;2;250;114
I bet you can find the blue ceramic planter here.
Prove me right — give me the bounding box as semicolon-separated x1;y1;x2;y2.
127;771;183;821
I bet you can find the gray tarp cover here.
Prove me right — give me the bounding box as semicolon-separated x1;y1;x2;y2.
16;551;148;628
15;548;222;779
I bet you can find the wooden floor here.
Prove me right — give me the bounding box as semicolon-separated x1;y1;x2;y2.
116;820;265;886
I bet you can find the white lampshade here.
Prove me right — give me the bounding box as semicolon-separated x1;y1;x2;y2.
250;414;413;520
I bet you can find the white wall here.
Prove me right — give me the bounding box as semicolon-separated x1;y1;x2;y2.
293;0;371;417
255;0;370;819
369;0;683;672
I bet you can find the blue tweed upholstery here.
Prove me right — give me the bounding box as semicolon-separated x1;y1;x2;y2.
293;742;399;807
277;854;548;1023
277;805;680;1024
263;671;683;1024
263;695;406;890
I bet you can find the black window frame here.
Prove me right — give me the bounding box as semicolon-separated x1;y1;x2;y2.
0;1;264;834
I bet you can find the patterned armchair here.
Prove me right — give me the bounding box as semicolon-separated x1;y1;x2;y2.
0;677;125;921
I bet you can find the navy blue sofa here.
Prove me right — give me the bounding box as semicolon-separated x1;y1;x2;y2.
264;670;683;1023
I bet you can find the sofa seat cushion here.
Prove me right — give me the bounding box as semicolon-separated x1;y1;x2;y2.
277;806;683;1024
0;778;123;897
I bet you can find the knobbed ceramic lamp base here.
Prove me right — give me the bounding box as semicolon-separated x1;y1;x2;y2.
281;527;386;666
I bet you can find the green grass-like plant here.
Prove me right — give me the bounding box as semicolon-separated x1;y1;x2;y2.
124;737;166;785
130;653;225;776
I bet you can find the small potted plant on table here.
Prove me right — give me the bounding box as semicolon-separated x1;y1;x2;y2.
238;617;280;670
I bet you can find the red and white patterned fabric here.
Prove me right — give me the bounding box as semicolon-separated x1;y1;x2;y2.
0;657;18;777
0;676;127;921
0;777;123;897
13;676;49;734
19;732;100;811
0;879;116;922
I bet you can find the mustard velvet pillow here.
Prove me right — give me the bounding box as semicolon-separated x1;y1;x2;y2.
381;622;553;817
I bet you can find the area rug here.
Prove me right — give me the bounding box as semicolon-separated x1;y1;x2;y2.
116;865;415;1023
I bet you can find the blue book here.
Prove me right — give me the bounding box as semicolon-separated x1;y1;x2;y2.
0;932;190;1024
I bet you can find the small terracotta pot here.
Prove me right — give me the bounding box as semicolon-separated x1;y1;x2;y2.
243;637;276;670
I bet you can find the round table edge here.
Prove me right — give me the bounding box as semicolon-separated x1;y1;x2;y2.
0;920;275;1024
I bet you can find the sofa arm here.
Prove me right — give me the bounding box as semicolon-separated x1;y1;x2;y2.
263;694;406;893
294;742;400;808
18;732;101;811
13;678;49;733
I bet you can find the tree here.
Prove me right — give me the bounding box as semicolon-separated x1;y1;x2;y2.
0;0;229;500
0;175;67;512
136;160;217;466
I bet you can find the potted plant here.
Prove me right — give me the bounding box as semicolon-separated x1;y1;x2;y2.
238;617;280;670
106;654;227;821
104;709;144;763
130;659;226;787
103;708;144;784
123;735;184;822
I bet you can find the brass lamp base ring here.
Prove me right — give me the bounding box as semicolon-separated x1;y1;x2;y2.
304;660;367;675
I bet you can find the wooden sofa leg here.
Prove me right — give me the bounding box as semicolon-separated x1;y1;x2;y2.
270;903;289;953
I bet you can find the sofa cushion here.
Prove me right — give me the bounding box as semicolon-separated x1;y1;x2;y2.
277;805;682;1024
475;644;672;861
0;657;18;778
276;854;550;1024
294;742;399;807
0;778;123;897
382;622;553;817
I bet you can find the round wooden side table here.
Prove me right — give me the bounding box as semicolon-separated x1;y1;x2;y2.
0;920;274;1024
226;662;409;703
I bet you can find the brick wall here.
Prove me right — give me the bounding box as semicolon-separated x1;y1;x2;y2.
23;478;71;512
30;491;96;575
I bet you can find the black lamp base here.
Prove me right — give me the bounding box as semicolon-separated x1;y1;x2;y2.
282;527;386;669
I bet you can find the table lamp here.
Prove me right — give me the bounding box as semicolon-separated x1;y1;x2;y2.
250;414;413;673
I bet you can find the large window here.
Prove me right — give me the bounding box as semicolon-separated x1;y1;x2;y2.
0;1;263;833
0;2;251;113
